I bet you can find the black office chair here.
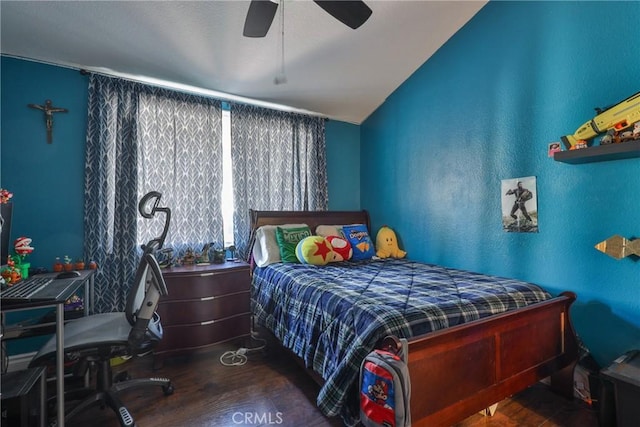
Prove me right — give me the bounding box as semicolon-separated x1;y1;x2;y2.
29;192;174;427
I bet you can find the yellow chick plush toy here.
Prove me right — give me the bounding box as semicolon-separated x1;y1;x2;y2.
375;226;407;259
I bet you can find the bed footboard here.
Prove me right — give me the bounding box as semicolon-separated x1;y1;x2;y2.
405;291;579;427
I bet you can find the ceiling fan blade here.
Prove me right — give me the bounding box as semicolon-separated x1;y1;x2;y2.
243;0;279;38
313;1;372;30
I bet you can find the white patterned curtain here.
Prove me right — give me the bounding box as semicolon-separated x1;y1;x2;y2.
136;89;224;256
84;74;223;312
230;103;328;258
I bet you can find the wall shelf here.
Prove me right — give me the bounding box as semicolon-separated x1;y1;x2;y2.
554;140;640;164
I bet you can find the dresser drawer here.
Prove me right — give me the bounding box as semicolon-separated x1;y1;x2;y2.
157;291;250;325
164;269;249;300
156;313;251;352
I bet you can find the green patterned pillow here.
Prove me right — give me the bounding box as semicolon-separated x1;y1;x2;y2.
275;226;312;263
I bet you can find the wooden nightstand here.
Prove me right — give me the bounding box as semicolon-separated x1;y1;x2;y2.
154;261;251;362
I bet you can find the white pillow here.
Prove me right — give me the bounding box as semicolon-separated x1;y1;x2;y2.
315;224;345;238
252;224;309;267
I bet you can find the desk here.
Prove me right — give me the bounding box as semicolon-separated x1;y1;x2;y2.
1;269;95;427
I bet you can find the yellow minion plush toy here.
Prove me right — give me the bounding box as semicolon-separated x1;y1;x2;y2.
375;226;406;259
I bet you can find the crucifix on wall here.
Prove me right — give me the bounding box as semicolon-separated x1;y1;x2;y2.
28;99;68;144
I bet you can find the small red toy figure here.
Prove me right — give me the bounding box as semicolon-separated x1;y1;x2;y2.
14;237;34;256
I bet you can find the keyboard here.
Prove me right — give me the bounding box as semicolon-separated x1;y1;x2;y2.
1;276;53;299
1;275;80;302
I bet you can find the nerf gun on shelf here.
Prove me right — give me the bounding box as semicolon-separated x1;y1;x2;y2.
561;91;640;149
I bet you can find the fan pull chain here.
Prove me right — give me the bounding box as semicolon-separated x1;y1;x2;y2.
274;0;287;85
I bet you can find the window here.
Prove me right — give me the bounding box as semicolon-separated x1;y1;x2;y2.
221;108;234;247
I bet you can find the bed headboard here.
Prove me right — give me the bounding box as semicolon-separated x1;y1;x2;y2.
250;209;370;233
247;209;371;263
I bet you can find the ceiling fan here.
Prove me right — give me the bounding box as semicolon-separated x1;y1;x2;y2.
243;0;372;38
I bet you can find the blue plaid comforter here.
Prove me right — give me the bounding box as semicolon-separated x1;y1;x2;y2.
251;258;551;418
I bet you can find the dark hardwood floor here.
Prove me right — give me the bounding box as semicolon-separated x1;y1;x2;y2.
64;341;599;427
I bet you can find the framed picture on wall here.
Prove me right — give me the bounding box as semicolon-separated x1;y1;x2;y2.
501;176;538;233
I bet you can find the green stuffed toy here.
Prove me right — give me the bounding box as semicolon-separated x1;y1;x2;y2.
375;226;406;259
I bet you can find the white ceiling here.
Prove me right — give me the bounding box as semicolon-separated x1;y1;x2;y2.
1;0;487;124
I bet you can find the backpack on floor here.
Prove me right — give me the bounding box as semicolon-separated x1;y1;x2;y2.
359;336;411;427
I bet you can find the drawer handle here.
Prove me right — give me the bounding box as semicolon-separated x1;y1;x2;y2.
200;296;215;301
201;320;215;326
200;272;215;277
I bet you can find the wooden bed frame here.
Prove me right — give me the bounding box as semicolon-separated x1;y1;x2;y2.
249;209;579;427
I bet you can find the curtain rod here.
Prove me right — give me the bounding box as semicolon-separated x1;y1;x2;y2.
1;54;327;119
76;66;328;120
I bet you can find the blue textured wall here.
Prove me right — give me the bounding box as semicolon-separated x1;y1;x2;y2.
1;57;89;355
361;1;640;366
1;57;89;270
326;120;361;210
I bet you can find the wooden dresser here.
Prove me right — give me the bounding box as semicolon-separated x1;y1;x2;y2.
154;261;251;362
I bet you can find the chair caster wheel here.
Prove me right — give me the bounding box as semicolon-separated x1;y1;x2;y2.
163;383;175;396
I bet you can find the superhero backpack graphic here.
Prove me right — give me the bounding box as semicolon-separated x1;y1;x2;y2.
360;337;411;427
